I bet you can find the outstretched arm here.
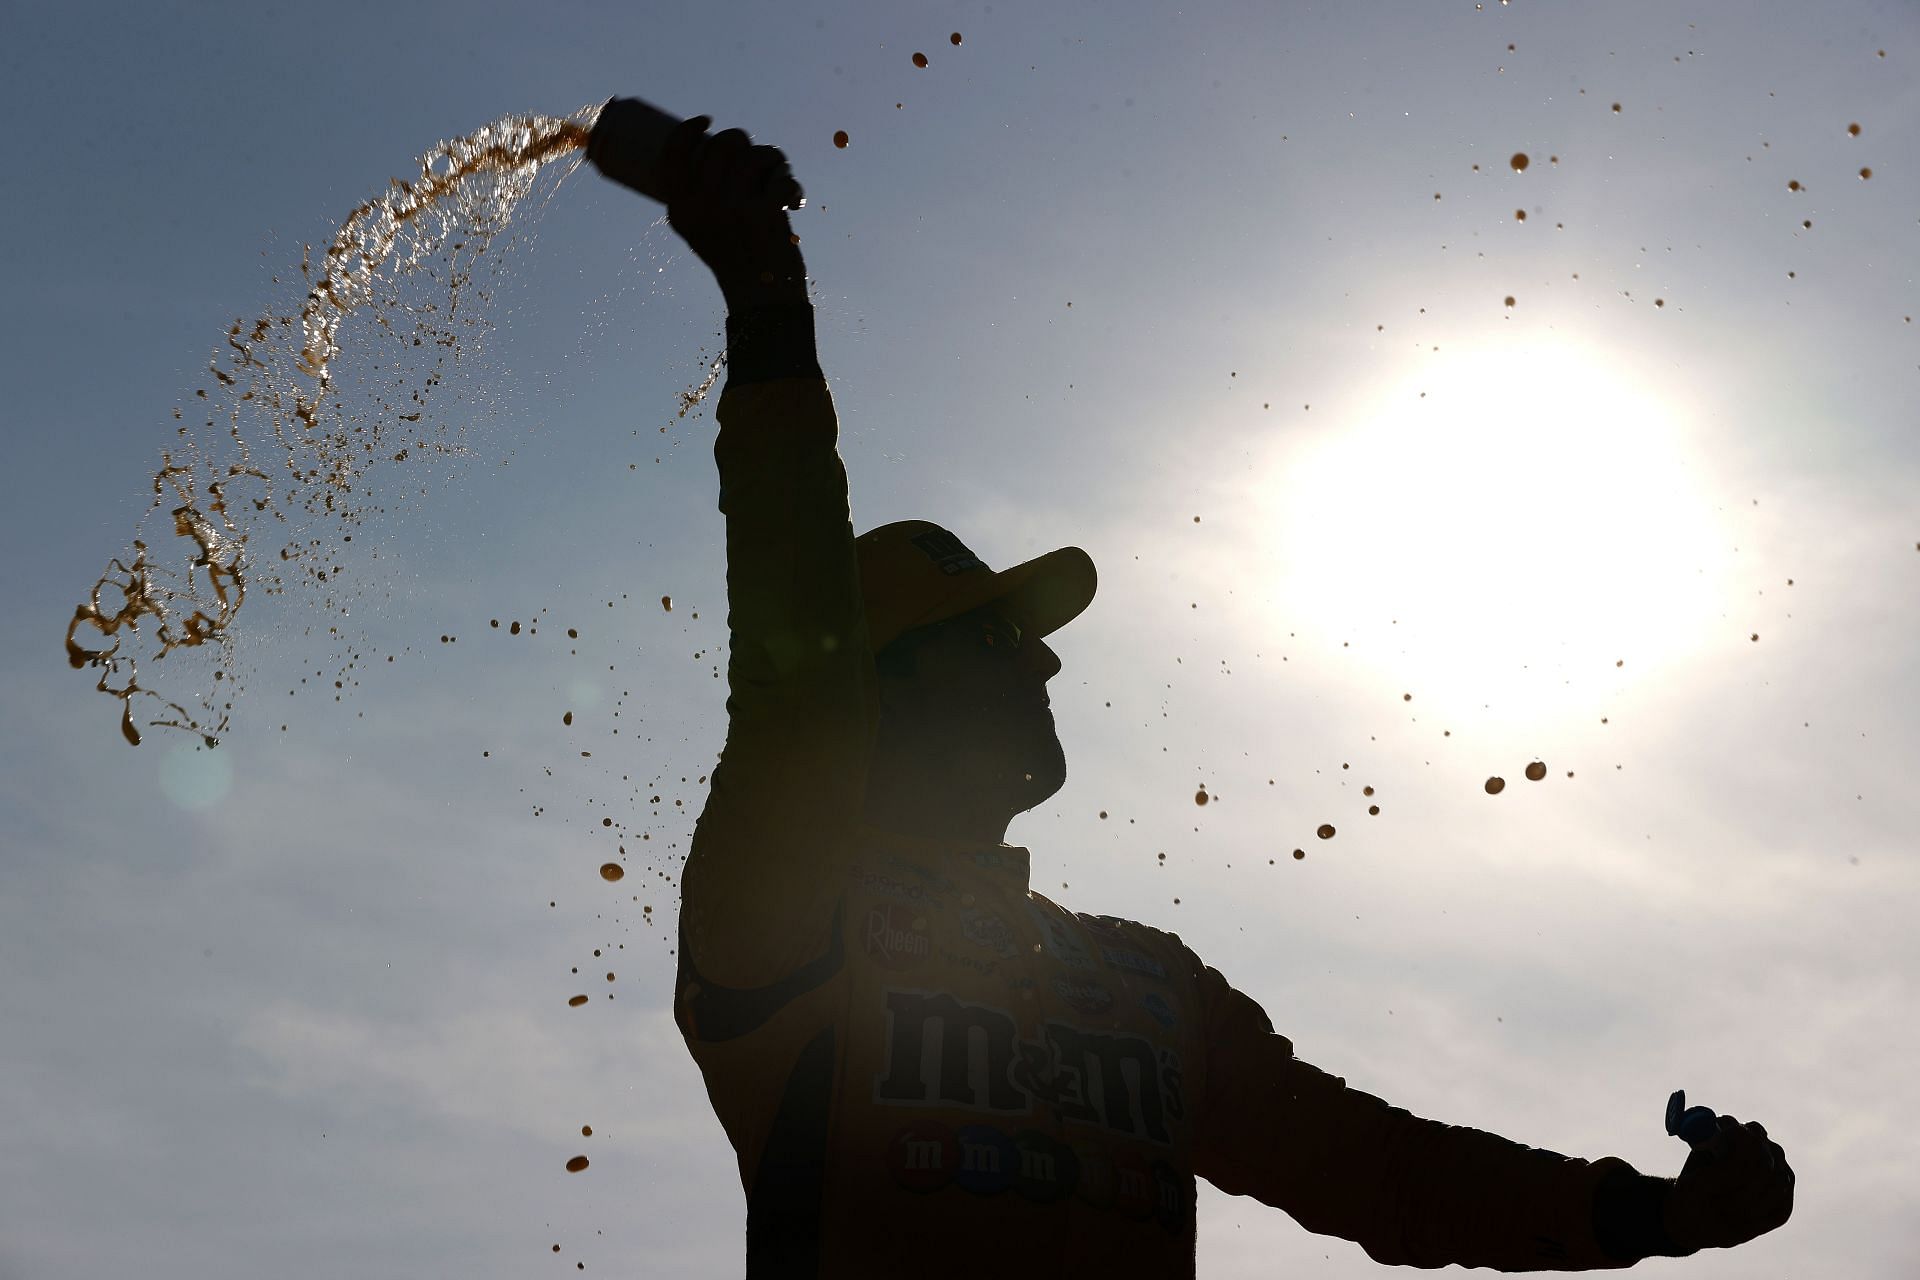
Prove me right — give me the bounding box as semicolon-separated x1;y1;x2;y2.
1188;957;1792;1269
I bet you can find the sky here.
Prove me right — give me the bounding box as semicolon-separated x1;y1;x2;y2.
2;1;1916;1276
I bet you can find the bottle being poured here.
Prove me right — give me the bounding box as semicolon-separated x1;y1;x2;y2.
587;98;811;314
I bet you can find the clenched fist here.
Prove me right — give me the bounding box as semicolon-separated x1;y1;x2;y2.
1664;1113;1795;1252
657;115;808;311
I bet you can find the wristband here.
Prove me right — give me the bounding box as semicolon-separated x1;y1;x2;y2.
725;303;822;386
1593;1171;1698;1261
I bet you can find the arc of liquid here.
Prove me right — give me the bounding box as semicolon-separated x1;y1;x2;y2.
67;108;601;747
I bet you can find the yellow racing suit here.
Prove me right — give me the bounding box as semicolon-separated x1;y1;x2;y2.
674;305;1677;1276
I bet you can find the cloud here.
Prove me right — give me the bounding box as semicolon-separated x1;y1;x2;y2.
234;1000;711;1147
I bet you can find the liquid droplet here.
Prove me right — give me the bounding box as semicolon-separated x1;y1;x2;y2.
912;52;928;67
950;32;963;45
565;1156;590;1173
599;863;624;882
833;130;850;149
1316;823;1336;839
1525;761;1547;781
1485;776;1506;795
1510;152;1529;171
65;110;595;748
568;995;589;1007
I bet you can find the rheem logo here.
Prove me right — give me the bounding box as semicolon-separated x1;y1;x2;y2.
864;903;930;970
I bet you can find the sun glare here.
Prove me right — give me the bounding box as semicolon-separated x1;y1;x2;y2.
1264;342;1733;717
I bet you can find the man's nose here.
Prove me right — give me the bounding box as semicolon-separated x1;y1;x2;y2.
1026;638;1062;681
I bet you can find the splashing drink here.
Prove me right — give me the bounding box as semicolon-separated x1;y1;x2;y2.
66;108;601;746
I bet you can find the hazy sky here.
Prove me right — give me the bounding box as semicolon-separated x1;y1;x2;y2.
3;2;1916;1276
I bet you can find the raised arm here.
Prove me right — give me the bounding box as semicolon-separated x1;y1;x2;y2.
637;119;879;984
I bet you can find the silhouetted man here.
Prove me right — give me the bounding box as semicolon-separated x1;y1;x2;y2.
640;115;1793;1276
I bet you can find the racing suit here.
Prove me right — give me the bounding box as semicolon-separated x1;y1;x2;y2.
675;304;1675;1276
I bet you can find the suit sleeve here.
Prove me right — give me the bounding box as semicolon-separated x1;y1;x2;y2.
1189;955;1662;1271
679;304;879;989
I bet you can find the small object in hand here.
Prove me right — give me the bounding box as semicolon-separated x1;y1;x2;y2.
1666;1089;1720;1148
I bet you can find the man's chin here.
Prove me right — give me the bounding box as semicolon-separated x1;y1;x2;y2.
1012;742;1067;812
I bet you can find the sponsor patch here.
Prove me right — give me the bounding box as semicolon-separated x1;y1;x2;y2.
889;1121;1084;1204
888;1122;957;1193
1022;899;1096;971
1071;1141;1117;1210
936;945;997;977
864;903;930;970
1151;1159;1185;1233
1099;945;1168;982
876;989;1182;1143
953;1124;1017;1195
887;858;958;893
1113;1149;1156;1221
959;907;1019;958
910;528;988;576
1051;976;1114;1017
1012;1130;1079;1202
848;865;950;909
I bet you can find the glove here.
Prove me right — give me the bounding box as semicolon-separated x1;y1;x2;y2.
1664;1110;1795;1252
657;115;808;309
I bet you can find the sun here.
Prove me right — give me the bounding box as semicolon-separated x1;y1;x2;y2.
1261;340;1734;717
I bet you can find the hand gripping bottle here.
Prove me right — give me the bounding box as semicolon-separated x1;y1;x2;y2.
586;97;805;210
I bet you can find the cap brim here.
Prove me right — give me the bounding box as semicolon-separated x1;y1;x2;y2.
993;546;1098;638
897;545;1095;643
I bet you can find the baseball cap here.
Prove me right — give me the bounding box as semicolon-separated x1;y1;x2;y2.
854;520;1097;652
